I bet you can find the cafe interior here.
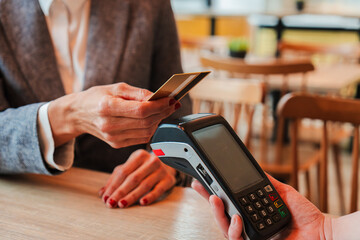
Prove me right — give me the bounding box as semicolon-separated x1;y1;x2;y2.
1;0;360;239
176;0;360;216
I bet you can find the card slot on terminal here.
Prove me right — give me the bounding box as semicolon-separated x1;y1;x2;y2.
196;164;213;185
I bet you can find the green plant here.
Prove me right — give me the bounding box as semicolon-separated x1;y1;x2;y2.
228;38;249;53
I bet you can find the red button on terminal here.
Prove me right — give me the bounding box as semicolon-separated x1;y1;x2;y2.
269;193;278;201
153;149;165;156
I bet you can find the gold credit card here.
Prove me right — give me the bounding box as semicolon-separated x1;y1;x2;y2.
148;71;211;101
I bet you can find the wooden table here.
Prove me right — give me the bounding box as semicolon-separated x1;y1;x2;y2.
267;63;360;93
184;50;360;94
227;56;360;93
0;168;224;240
206;54;360;93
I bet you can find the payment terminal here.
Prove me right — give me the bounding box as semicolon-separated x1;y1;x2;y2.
150;114;291;240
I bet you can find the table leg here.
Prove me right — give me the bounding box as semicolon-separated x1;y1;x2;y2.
275;18;284;58
271;89;289;143
210;16;216;36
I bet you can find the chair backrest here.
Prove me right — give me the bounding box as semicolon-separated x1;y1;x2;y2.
200;54;315;163
276;93;360;213
190;78;264;149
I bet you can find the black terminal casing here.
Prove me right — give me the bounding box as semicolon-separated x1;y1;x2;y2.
151;114;291;240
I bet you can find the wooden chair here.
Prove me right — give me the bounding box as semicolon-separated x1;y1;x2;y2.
180;37;229;72
180;36;229;52
275;93;360;213
189;79;264;151
200;54;315;162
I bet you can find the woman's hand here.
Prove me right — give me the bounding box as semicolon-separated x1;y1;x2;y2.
192;174;331;240
48;82;179;147
98;149;177;208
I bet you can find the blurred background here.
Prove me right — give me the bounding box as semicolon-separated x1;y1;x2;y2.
171;0;360;216
172;0;360;60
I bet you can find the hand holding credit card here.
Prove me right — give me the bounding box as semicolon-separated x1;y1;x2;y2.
147;71;211;101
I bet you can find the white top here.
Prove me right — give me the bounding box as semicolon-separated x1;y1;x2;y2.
37;0;91;171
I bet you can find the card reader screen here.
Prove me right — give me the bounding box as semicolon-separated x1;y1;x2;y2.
192;124;263;193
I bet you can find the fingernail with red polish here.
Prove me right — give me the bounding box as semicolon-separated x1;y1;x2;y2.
120;200;128;208
175;103;181;110
142;198;148;205
169;99;176;106
98;187;105;197
109;199;117;208
104;195;109;203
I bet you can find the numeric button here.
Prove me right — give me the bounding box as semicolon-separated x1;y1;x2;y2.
261;198;270;205
254;201;262;210
259;209;267;217
256;189;264;198
239;197;249;206
265;218;273;226
267;206;275;214
248;193;257;201
245;205;255;213
250;213;261;222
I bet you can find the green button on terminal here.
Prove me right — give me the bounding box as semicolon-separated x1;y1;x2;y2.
278;206;287;218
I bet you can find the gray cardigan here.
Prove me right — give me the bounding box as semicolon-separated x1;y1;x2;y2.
0;0;192;175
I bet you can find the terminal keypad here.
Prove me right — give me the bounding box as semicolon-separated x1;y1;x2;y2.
238;184;288;232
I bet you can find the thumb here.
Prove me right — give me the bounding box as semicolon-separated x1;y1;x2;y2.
111;82;153;101
228;215;244;240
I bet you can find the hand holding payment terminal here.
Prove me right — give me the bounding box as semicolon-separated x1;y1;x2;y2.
150;114;291;240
